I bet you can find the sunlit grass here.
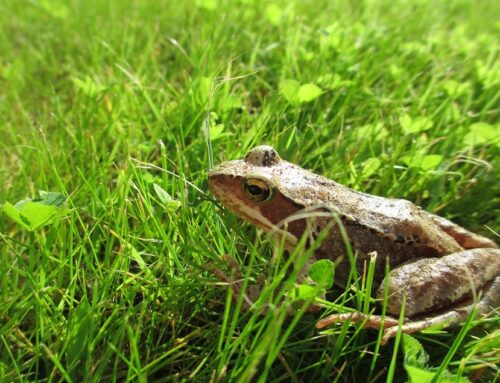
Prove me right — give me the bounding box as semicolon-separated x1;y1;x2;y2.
0;0;499;381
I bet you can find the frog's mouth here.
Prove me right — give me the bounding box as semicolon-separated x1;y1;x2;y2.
228;201;299;246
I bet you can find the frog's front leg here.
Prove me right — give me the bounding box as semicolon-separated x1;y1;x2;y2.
317;248;500;343
208;254;262;310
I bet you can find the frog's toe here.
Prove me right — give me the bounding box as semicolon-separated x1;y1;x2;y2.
316;312;401;330
381;312;458;345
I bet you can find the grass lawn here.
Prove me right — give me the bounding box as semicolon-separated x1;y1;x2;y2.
1;0;499;381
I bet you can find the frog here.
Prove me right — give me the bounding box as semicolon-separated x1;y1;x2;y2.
208;145;500;343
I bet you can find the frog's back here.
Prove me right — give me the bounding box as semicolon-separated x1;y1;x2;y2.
276;163;464;284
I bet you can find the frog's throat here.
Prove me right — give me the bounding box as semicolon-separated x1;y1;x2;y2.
231;201;298;246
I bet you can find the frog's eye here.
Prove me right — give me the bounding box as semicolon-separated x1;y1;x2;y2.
243;178;273;202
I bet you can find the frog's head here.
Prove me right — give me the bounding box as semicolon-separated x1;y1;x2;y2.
208;146;305;234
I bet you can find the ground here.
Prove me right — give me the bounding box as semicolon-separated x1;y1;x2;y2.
0;0;499;382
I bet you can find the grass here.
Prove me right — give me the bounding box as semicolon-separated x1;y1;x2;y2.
0;0;499;381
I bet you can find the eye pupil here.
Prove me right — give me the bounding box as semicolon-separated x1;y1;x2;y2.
248;185;262;196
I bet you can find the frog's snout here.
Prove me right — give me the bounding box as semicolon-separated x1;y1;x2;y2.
207;170;221;195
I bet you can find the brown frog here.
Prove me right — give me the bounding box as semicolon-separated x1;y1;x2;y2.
208;146;499;343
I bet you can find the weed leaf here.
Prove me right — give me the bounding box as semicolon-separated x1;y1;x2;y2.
298;83;322;103
308;259;335;288
361;158;382;178
400;115;433;134
2;202;32;230
402;154;443;171
153;184;181;211
280;79;301;104
463;123;499;147
292;284;323;300
403;334;471;383
2;192;65;231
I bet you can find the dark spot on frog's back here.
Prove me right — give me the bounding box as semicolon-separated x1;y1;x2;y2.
261;148;278;166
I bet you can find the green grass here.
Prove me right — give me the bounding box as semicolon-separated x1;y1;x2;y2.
1;0;499;381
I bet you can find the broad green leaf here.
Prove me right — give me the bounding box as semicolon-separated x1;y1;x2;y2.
354;123;388;141
292;284;323;301
317;73;351;90
419;155;443;170
198;76;212;102
2;202;32;230
13;197;33;209
39;0;69;19
16;191;65;209
319;24;343;49
402;334;429;368
401;154;443;171
399;114;412;131
463;122;499;147
280;79;300;104
405;366;470;383
298;83;322;103
153;183;181;211
403;335;471;383
142;173;157;184
361;157;381;178
476;61;500;88
401;41;429;55
20;202;58;230
209;123;225;140
405;365;437;383
400;114;433;134
2;191;66;230
203;111;226;141
220;94;243;110
265;4;283;25
308;259;335;288
195;0;217;10
442;80;470;98
389;64;405;80
34;191;66;207
73;76;106;97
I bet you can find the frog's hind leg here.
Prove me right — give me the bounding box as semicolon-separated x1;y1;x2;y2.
381;276;500;344
317;278;499;344
427;212;498;249
316;248;500;344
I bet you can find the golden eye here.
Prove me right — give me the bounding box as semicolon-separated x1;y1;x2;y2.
243;178;273;202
